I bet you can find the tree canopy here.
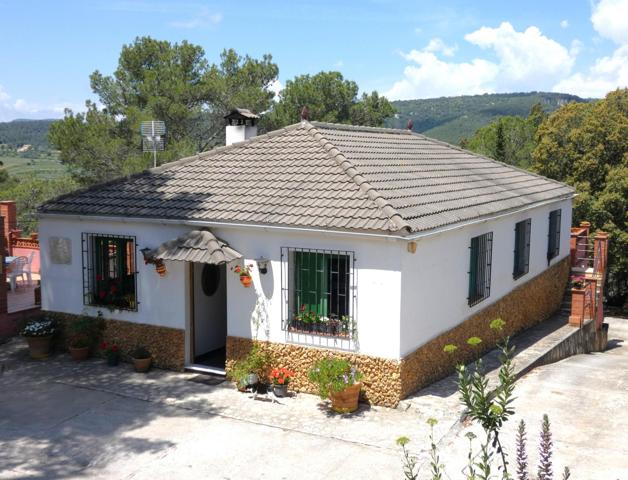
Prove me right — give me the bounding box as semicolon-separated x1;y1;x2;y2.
263;71;394;130
50;37;279;185
532;89;628;306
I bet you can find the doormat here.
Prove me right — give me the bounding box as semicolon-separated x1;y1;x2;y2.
187;374;226;387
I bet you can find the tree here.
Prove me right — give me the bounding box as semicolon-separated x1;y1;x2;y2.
50;37;278;185
263;71;394;130
532;89;628;306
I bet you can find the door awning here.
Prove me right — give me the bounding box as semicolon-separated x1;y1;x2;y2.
145;230;242;265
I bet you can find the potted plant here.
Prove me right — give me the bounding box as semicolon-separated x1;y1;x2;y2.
229;345;270;391
67;315;98;361
231;264;254;287
21;317;56;360
100;342;120;366
269;367;295;397
308;358;363;413
130;346;152;373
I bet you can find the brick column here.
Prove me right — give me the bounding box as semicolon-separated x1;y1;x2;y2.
0;201;17;256
0;216;10;336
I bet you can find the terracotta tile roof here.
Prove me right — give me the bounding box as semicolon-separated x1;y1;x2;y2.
147;230;242;264
40;121;575;234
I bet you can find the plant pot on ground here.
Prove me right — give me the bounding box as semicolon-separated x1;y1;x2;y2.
130;346;152;372
269;367;295;397
21;317;56;360
68;337;90;361
308;358;363;413
100;342;120;366
228;345;271;391
66;314;102;361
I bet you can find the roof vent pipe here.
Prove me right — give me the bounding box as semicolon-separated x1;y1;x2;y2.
224;108;259;146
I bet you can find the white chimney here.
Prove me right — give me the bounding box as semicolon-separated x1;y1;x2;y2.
224;108;259;146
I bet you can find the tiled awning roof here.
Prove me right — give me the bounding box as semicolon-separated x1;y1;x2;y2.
147;230;242;264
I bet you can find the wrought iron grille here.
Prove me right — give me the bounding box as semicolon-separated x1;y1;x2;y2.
468;232;493;306
82;233;138;311
547;209;562;263
513;218;531;279
280;247;356;338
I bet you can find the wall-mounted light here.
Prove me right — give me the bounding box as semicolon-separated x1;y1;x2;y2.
256;257;269;275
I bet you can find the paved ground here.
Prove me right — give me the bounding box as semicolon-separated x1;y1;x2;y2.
1;317;626;479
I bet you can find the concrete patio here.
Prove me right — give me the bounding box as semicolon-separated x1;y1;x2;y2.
0;317;626;479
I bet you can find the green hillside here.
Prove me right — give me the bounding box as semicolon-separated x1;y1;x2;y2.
0;119;55;148
387;92;589;145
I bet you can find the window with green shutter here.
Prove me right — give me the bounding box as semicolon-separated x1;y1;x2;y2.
468;232;493;306
547;209;561;263
281;247;355;338
513;219;531;279
82;233;137;311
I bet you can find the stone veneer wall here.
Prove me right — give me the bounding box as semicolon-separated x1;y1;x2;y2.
398;256;570;398
227;256;570;408
45;311;185;370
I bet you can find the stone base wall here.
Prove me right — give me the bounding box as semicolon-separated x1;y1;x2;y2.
227;257;569;408
45;311;185;370
226;336;402;407
399;256;570;398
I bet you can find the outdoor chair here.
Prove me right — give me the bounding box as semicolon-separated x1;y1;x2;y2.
7;256;30;291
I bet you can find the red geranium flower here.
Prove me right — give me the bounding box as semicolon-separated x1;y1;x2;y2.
98;290;107;299
111;345;118;352
100;342;107;350
96;274;103;281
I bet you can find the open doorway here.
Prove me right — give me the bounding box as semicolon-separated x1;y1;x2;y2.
189;262;227;373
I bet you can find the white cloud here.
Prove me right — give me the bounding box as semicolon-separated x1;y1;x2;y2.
591;0;628;44
560;19;569;28
385;23;575;100
0;84;78;121
424;38;457;57
333;60;344;68
169;8;222;29
553;45;628;97
268;79;283;99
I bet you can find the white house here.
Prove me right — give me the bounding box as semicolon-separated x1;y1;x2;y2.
38;111;575;406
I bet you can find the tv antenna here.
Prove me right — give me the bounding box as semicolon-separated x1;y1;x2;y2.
140;120;166;168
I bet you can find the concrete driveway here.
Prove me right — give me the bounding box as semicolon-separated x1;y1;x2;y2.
1;317;626;479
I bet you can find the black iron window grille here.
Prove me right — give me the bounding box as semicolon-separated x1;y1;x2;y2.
468;232;493;306
513;218;531;279
547;209;561;263
82;233;138;311
280;247;356;338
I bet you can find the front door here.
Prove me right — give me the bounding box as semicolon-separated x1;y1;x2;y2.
190;262;227;370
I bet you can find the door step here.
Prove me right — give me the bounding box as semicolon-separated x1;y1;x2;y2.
185;364;226;376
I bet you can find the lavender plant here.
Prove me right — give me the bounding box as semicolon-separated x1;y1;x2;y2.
537;415;553;480
516;420;529;480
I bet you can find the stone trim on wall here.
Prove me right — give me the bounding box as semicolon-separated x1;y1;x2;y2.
45;311;185;370
399;256;570;398
227;256;569;408
226;336;402;407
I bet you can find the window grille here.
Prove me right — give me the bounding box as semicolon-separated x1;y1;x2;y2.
547;209;561;263
468;232;493;306
513;219;531;279
280;247;356;338
82;233;138;311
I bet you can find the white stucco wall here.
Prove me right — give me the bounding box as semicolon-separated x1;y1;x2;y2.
399;198;573;357
39;217;403;360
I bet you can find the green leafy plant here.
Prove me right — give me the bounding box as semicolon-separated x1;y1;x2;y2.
228;345;271;385
308;357;362;399
67;314;101;348
130;346;151;359
396;436;418;480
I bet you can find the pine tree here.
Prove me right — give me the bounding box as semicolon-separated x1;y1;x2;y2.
538;414;553;480
495;121;506;163
516;420;529;480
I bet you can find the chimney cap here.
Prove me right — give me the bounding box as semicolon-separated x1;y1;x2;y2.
224;108;259;126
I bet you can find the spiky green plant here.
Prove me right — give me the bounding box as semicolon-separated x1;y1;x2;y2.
516;420;529;480
538;414;553;480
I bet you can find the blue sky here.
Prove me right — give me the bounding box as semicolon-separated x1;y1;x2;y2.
1;0;627;121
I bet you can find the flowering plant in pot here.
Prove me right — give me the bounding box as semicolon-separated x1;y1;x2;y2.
100;342;120;366
21;317;56;360
308;358;363;413
228;345;270;391
269;367;295;397
231;264;254;287
130;346;152;373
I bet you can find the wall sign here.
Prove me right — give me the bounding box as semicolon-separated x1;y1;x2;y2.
49;237;72;264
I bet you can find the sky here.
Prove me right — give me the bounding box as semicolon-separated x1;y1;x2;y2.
0;0;627;121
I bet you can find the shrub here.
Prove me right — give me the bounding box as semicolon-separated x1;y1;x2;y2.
308;357;362;399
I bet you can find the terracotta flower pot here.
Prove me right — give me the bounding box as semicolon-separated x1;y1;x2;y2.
240;274;253;287
329;382;362;413
133;356;152;373
26;336;52;360
69;345;90;361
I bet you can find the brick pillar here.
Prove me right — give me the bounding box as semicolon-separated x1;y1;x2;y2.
579;221;591;237
0;201;17;256
0;216;10;336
